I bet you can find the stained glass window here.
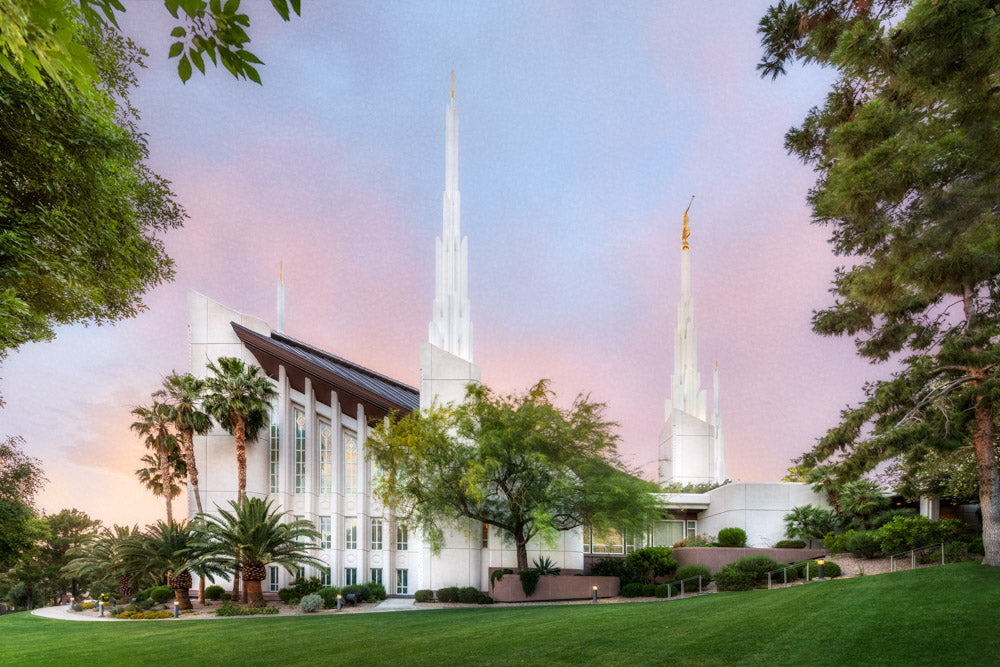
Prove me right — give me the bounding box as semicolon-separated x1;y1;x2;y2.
370;518;383;550
293;408;306;493
345;517;357;550
269;403;280;493
344;431;358;494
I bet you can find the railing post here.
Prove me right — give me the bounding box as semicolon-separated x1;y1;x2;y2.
783;568;787;585
768;572;772;590
698;576;702;593
680;580;685;599
911;550;915;570
940;543;945;565
806;562;810;582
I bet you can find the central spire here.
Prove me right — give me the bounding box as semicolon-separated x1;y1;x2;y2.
428;73;473;362
668;198;705;421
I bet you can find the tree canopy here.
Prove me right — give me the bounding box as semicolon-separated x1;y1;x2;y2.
368;381;663;571
758;0;1000;564
0;0;301;92
0;24;185;360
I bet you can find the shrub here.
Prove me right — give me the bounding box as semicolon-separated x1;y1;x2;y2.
363;582;387;601
342;585;369;603
71;603;84;612
654;583;672;598
317;586;342;608
216;602;279;616
204;585;224;601
775;539;806;549
717;527;748;548
870;507;917;530
518;570;540;597
713;564;756;592
875;515;942;553
626;546;678;584
477;595;494;605
733;555;781;583
278;588;295;604
134;588;151;601
436;586;459;603
299;594;323;613
620;582;644;597
641;583;657;597
846;531;880;558
673;534;714;548
944;542;972;563
589;558;629;583
823;532;849;554
81;602;96;610
969;537;985;555
414;589;434;603
113;610;173;619
459;586;481;604
149;586;174;604
675;563;712;584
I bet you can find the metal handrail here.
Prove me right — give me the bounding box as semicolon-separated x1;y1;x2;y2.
890;543;945;572
766;559;818;590
667;574;704;599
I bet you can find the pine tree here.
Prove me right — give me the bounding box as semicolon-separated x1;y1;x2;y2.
759;1;1000;565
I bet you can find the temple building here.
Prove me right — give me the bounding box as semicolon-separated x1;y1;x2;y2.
187;78;831;596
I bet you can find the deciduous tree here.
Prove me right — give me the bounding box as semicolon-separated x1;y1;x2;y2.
369;381;663;571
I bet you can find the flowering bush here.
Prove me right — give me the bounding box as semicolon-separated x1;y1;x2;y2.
673;534;715;548
113;610;173;619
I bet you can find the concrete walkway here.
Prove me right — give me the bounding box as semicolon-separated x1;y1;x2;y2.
30;597;420;622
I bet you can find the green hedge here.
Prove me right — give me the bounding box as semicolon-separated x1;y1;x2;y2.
774;539;806;549
714;565;756;592
204;585;225;601
675;564;712;583
414;589;434;602
436;587;459;603
620;583;644;598
717;527;748;548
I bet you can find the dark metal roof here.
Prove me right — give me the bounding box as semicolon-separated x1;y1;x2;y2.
232;322;419;417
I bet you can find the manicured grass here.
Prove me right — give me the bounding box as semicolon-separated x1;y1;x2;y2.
3;562;998;666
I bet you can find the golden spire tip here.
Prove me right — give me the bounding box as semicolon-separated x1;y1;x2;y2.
681;195;694;250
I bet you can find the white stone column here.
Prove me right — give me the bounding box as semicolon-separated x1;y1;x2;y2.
278;365;289;500
331;390;342;586
357;402;368;582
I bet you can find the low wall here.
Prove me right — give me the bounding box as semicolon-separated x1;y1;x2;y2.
492;575;619;603
674;547;826;573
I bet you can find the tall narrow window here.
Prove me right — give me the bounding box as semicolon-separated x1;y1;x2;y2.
482;523;489;548
319;419;333;494
344;568;357;586
370;518;383;550
321;568;331;587
583;526;592;554
344;431;358;494
396;524;408;551
320;516;331;549
294;515;305;545
345;517;357;550
295;567;304;582
686;520;697;537
293;407;306;493
269;403;280;493
370;568;382;585
268;566;279;592
395;569;408;595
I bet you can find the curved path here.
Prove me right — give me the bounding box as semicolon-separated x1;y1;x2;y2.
31;597;417;622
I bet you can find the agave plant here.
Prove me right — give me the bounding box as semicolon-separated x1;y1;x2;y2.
192;497;324;607
531;556;561;576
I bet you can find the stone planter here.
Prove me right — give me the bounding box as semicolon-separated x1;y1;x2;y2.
673;547;826;573
491;574;620;603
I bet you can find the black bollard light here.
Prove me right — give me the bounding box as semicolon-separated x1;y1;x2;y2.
592;585;598;603
337;594;343;612
173;600;179;618
99;600;104;617
817;559;825;581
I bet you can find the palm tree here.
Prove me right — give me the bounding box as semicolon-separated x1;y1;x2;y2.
192;497;324;607
120;521;226;611
131;402;184;524
201;357;277;504
64;525;144;600
783;504;840;548
155;372;212;515
135;449;187;522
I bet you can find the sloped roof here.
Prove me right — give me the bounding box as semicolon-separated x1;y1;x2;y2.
232;322;419;417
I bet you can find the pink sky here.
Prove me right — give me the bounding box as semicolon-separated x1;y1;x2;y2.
0;2;891;527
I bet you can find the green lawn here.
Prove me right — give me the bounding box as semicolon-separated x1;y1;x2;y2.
3;562;997;666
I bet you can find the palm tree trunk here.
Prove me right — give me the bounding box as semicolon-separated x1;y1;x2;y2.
161;435;174;524
230;564;241;602
182;429;204;515
245;578;265;607
235;416;247;504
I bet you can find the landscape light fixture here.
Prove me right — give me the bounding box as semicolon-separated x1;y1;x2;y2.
337;594;343;612
173;600;179;618
592;585;598;603
817;559;825;581
99;600;103;617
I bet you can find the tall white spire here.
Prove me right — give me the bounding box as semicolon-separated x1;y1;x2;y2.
665;197;706;421
713;358;726;483
428;72;473;362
